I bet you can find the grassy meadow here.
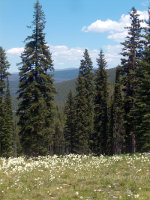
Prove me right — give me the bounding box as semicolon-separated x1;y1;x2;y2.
0;154;150;200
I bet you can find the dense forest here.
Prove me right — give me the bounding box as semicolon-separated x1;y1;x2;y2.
0;1;150;157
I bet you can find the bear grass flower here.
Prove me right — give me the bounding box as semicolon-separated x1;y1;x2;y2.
0;153;149;199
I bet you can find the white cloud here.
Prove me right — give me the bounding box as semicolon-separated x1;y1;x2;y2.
137;10;149;27
50;45;83;61
51;44;122;69
82;19;123;33
107;31;128;42
7;45;95;71
82;10;148;42
7;44;123;73
50;45;99;68
7;47;24;55
50;44;121;69
104;45;122;67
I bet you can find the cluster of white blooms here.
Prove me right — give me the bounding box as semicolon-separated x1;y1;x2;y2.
0;153;149;196
0;153;149;175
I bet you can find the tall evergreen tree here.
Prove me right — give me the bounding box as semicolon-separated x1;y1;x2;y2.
111;67;124;154
74;74;89;154
74;49;94;154
0;47;9;93
79;49;94;151
0;46;11;157
64;90;76;154
121;7;142;153
17;1;55;156
2;78;14;157
135;9;150;152
93;50;108;155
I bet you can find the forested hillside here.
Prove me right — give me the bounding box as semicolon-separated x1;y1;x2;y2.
0;2;150;158
1;1;150;200
9;67;116;106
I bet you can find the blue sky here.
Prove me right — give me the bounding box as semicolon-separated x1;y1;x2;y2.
0;0;149;73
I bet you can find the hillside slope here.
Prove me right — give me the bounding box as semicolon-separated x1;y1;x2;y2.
55;67;116;103
9;67;116;108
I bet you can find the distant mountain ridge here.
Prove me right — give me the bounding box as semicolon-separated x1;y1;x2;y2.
9;68;79;83
9;67;116;108
9;67;116;83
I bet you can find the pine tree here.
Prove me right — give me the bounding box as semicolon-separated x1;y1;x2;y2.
74;74;89;154
17;1;55;156
0;47;9;94
135;9;150;152
111;67;124;154
93;50;108;155
2;78;14;157
121;7;142;153
0;46;11;157
74;49;94;154
80;49;94;152
64;90;76;154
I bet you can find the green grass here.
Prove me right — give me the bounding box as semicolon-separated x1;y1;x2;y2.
0;154;150;199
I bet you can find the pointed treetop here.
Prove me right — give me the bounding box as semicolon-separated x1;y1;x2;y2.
79;49;93;76
96;49;107;70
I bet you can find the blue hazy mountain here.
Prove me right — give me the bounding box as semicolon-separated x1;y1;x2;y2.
9;67;116;108
9;68;79;83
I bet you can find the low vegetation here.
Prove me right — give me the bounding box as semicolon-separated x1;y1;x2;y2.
0;154;150;200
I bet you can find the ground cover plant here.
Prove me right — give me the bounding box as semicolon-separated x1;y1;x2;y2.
0;154;150;200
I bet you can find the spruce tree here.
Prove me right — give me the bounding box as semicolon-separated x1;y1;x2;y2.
64;90;76;154
0;46;11;157
74;74;89;154
2;78;14;157
93;50;108;155
74;49;94;154
17;1;55;156
80;49;94;151
111;67;124;154
121;7;142;153
0;47;9;93
135;9;150;152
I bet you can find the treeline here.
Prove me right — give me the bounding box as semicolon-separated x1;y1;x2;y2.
0;1;150;157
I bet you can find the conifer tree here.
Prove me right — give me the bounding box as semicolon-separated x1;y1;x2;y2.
111;67;124;154
0;46;11;157
17;1;55;156
64;90;76;154
121;7;142;153
93;50;108;155
74;49;94;154
80;49;94;151
135;9;150;152
2;78;14;157
74;74;89;154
